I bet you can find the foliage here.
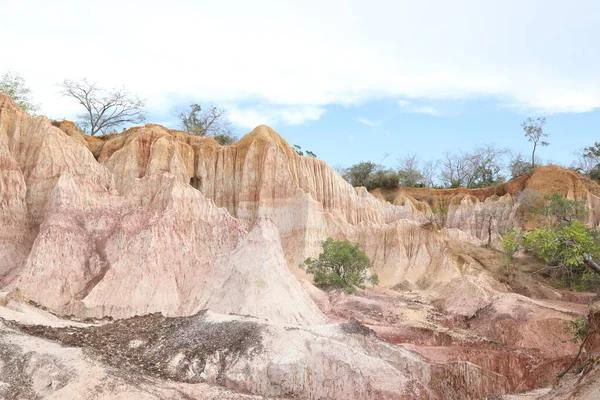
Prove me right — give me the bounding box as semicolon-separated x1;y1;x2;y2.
59;78;146;136
502;228;522;273
342;161;399;190
302;237;378;292
563;316;590;344
174;103;237;145
531;192;588;225
502;228;521;259
343;161;377;188
521;221;600;289
0;71;39;113
584;142;600;159
502;192;600;290
509;153;534;178
572;142;600;180
369;168;401;190
522;117;549;168
293;144;317;158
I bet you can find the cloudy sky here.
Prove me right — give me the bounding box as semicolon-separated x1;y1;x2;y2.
2;0;599;169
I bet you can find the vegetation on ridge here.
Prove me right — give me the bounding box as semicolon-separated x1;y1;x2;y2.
0;71;39;113
173;103;237;145
59;78;146;136
502;193;600;291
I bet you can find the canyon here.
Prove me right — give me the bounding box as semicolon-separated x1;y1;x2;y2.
1;92;599;399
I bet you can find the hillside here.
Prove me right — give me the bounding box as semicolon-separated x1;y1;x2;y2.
1;92;599;399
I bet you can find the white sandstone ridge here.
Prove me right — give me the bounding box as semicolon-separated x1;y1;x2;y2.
1;91;477;323
4;92;599;322
69;218;326;324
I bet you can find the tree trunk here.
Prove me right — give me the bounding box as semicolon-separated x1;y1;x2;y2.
583;254;600;275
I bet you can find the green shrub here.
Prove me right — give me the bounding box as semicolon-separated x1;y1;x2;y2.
531;192;588;225
302;238;378;292
563;316;590;343
502;228;522;273
521;221;600;290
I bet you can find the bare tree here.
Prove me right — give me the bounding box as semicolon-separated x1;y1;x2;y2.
466;144;509;188
522;117;549;168
439;151;471;188
438;145;508;188
396;154;426;187
421;160;438;187
59;78;145;136
174;103;236;145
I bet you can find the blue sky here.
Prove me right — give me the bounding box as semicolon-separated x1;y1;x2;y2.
1;0;599;170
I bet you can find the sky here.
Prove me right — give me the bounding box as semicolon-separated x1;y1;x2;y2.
1;0;599;170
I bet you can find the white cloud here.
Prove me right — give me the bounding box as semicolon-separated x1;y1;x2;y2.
357;117;383;127
227;107;276;129
398;100;440;116
2;0;600;118
280;106;325;125
412;106;440;116
227;105;325;129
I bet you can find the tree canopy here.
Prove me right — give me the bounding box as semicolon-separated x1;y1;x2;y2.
522;117;549;168
0;71;39;113
174;103;237;145
302;238;378;292
502;193;600;291
59;78;146;136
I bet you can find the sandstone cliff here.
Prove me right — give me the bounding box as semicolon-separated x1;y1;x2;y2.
2;93;600;399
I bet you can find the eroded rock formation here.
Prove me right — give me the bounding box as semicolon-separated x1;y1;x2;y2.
1;93;599;399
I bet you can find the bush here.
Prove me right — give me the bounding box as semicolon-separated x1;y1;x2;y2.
342;161;378;188
521;221;600;290
0;71;39;113
502;228;521;273
302;238;378;292
531;192;588;225
564;316;590;344
342;161;399;191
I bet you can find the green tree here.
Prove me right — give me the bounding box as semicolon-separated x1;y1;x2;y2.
0;71;39;113
342;161;399;190
501;193;600;290
522;117;549;168
502;228;521;273
368;168;401;190
293;144;317;158
342;161;378;188
521;221;600;290
531;192;588;226
302;238;378;292
582;142;600;180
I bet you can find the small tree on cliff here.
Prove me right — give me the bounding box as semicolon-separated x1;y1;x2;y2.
302;238;378;292
174;103;237;145
59;78;146;136
0;71;39;113
502;193;600;291
522;117;549;169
